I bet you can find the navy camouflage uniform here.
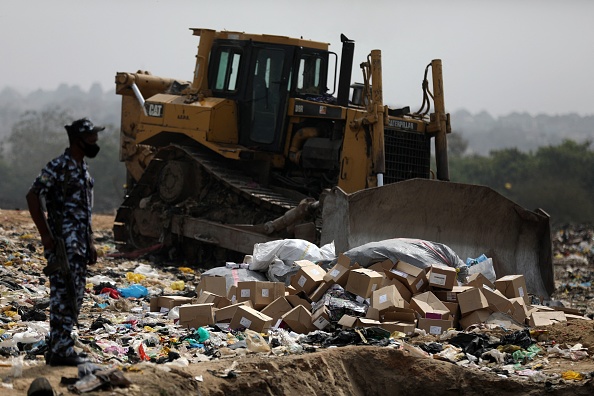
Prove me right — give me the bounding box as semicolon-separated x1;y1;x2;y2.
30;148;94;357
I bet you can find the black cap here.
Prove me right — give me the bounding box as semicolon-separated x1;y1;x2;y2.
65;118;105;134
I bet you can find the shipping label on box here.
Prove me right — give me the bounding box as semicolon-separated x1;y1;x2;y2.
229;305;273;333
311;306;332;330
372;284;406;313
290;265;326;295
323;254;353;286
428;265;457;290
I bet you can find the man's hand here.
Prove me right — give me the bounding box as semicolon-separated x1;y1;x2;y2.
89;244;98;264
41;233;55;252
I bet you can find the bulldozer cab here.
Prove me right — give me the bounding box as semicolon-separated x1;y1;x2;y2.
208;39;332;152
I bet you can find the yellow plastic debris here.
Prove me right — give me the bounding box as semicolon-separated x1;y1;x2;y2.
178;267;194;274
171;280;185;290
3;261;13;266
20;234;35;240
562;371;583;381
126;272;146;283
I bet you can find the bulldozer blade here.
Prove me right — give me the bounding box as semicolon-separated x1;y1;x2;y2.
321;179;553;298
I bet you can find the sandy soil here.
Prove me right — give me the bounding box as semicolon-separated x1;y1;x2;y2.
1;209;593;395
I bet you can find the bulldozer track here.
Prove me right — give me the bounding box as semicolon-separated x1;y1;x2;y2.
114;144;302;247
165;145;301;211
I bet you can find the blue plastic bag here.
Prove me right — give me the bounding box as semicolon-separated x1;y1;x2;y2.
118;284;148;298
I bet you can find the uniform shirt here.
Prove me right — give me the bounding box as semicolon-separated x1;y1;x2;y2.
30;148;94;260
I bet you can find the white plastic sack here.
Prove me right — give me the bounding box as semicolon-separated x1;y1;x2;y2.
250;239;332;272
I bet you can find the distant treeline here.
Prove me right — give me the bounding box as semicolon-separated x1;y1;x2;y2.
0;109;125;214
0;106;593;225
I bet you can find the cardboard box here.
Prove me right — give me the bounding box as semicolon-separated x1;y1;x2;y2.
494;275;528;303
150;296;193;312
346;268;384;299
197;275;227;297
290;265;326;295
311;306;332;330
337;315;380;328
509;298;528;323
410;291;451;320
286;295;312;311
428;265;457;290
457;288;489;315
236;281;285;309
382;278;412;302
417;318;453;335
281;305;314;334
465;273;495;290
214;302;251;323
195;291;231;309
260;297;293;323
369;259;395;274
309;281;332;303
379;321;416;335
372;285;406;313
386;261;427;294
481;287;513;314
229;305;273;333
432;286;475;303
528;311;567;327
178;303;215;329
459;308;491;329
442;301;460;328
366;307;380;320
382;307;417;323
323;254;354;286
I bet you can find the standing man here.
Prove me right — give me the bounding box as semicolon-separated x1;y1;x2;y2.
26;118;103;366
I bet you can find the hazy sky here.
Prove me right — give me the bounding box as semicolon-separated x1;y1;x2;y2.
1;0;593;117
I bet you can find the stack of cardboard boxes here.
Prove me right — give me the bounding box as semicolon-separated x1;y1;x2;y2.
150;255;582;335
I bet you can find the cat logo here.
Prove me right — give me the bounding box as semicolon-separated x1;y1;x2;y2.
146;103;163;117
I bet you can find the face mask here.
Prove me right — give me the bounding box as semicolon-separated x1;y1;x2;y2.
78;139;101;158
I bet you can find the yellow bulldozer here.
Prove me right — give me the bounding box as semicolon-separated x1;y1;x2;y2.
114;29;553;298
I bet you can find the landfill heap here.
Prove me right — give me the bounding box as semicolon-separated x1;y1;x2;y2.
0;211;593;394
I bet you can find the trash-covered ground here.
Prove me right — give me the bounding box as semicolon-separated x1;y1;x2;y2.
0;209;593;395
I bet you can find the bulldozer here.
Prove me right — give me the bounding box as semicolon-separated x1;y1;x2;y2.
113;28;553;298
